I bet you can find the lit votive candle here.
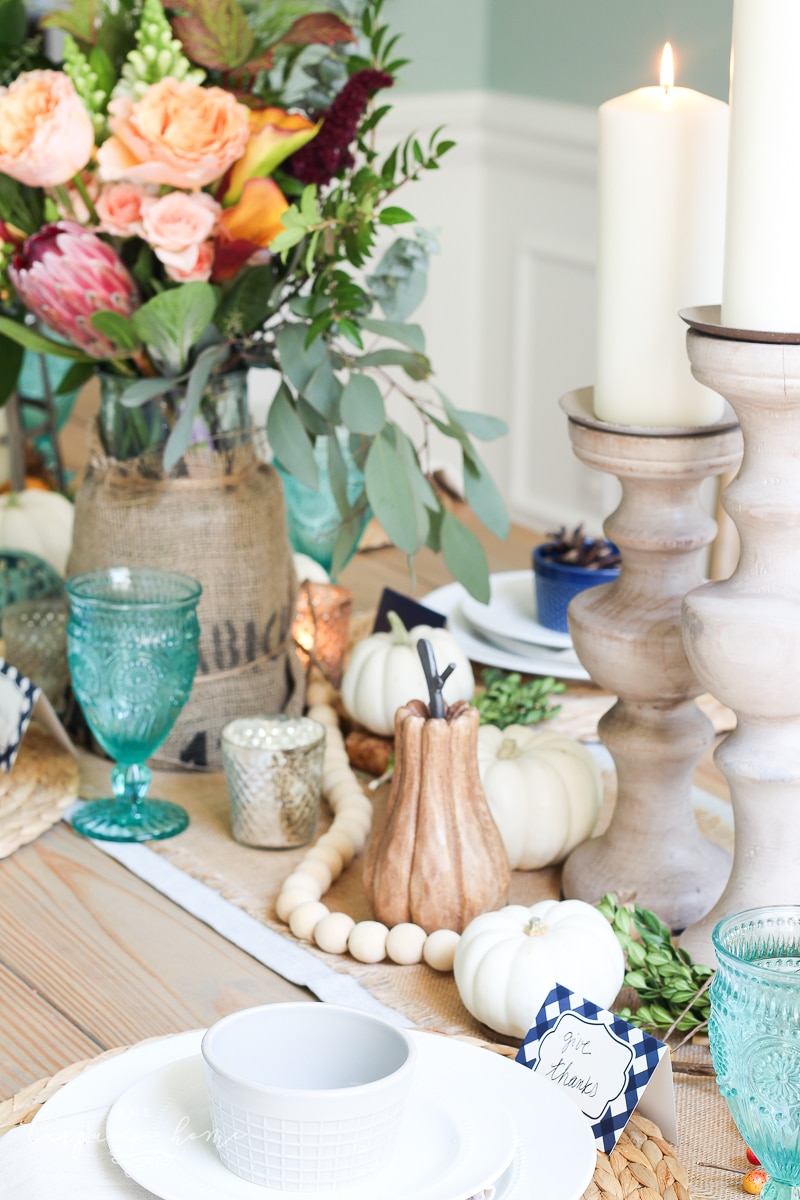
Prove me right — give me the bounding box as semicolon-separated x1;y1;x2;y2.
221;715;325;849
292;581;353;687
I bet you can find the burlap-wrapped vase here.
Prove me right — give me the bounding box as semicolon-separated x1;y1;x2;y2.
67;427;305;769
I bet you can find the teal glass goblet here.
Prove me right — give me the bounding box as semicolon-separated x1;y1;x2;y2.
66;567;202;842
709;906;800;1200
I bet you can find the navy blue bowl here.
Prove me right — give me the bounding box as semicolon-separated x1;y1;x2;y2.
532;541;621;633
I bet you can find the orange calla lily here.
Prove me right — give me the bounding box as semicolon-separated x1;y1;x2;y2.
213;177;290;281
223;107;320;206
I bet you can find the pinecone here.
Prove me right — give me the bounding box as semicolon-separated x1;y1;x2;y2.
539;525;621;570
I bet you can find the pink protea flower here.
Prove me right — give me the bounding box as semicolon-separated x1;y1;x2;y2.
10;221;140;358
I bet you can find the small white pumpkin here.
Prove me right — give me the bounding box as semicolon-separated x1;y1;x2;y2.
341;611;474;735
476;724;602;869
293;553;330;584
454;899;625;1038
0;490;74;576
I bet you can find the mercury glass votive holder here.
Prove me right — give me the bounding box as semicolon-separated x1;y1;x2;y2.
292;582;353;687
1;596;70;712
221;715;326;849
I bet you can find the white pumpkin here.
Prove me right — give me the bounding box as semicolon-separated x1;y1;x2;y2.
293;553;330;584
341;611;474;735
454;899;625;1038
0;490;74;576
476;725;602;869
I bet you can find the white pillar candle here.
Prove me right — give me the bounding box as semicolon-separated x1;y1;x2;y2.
594;47;728;427
722;0;800;334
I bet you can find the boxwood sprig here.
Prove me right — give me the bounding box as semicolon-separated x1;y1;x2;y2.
598;893;713;1035
472;669;565;730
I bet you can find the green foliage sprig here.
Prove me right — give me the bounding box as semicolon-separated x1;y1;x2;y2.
597;893;713;1035
473;669;565;730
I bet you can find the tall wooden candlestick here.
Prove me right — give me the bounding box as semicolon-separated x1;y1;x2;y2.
559;389;742;930
679;308;800;965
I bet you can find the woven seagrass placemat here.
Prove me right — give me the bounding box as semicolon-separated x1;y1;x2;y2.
1;1032;738;1200
0;725;78;859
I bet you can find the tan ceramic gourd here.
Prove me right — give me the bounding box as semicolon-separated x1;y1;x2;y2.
363;653;511;934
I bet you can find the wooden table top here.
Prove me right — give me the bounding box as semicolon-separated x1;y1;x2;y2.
0;510;730;1103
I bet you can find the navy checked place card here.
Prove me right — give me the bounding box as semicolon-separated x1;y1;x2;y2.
515;983;677;1152
372;587;448;634
0;657;40;772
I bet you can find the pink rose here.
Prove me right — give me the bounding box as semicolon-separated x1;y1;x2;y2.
165;240;215;283
97;78;250;190
96;182;152;237
0;71;94;188
140;191;220;272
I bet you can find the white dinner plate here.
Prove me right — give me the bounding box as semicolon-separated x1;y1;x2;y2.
461;571;574;650
105;1048;515;1200
422;582;591;682
36;1029;596;1200
461;612;583;666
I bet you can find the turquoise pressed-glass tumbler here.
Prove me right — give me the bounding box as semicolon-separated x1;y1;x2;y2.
709;907;800;1200
66;567;202;843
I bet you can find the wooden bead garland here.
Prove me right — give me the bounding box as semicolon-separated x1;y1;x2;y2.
274;683;461;971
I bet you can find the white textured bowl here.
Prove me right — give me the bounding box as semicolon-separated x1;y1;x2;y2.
201;1003;415;1191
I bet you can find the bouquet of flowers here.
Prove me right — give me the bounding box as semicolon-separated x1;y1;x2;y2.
0;0;507;597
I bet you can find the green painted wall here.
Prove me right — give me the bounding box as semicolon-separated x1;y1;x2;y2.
389;0;734;106
387;0;488;94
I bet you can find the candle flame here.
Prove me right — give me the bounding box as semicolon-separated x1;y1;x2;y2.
660;42;675;92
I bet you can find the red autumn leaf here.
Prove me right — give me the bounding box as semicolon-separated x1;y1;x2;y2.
276;12;357;48
170;0;254;70
237;49;276;73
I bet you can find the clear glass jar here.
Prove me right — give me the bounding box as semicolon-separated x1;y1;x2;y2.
98;370;250;462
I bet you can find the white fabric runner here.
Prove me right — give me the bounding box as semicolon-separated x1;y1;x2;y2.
64;801;412;1028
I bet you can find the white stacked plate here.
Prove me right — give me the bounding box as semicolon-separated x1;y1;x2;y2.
35;1028;597;1200
423;571;590;682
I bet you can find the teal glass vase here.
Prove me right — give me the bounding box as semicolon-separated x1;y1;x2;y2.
17;349;81;475
66;567;202;842
709;906;800;1200
275;432;370;577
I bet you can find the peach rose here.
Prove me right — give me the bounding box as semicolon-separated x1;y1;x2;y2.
165;240;215;283
141;191;221;272
0;71;94;188
96;182;152;236
97;78;250;190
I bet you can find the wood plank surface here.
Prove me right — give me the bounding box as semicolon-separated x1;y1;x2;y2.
0;958;100;1096
0;823;310;1099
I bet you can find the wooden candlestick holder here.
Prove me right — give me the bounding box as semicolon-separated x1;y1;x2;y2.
679;308;800;965
559;389;742;930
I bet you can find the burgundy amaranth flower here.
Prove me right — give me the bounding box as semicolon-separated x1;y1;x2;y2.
289;69;393;187
10;221;140;358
